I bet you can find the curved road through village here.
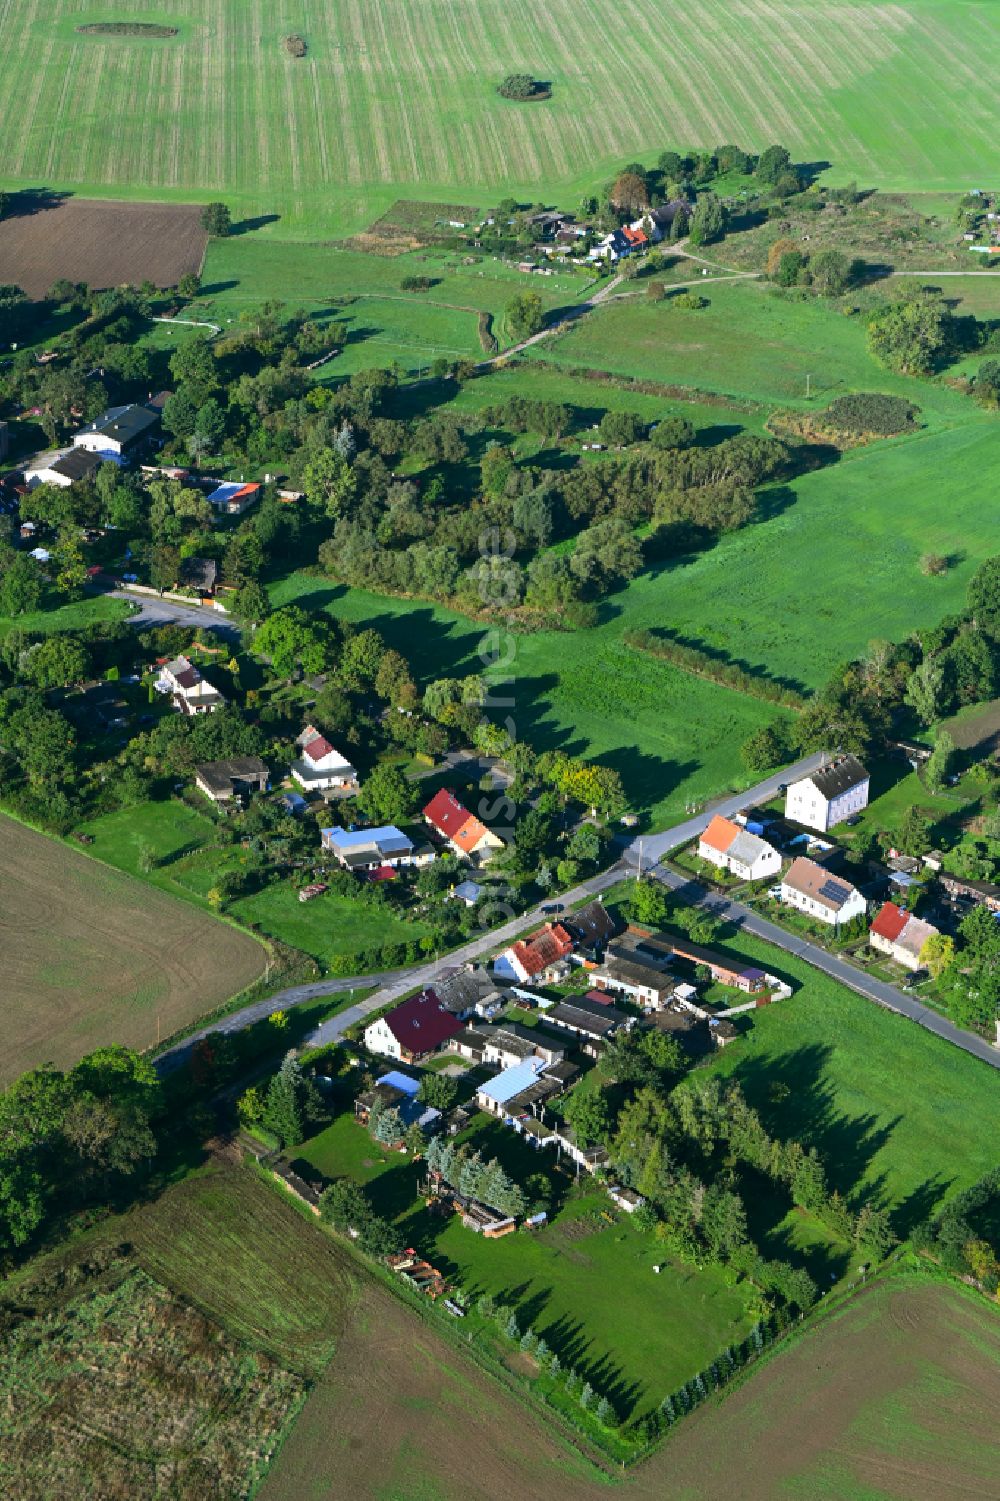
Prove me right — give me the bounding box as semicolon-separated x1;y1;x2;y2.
156;748;1000;1074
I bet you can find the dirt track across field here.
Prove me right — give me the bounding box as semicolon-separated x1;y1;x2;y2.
0;197;207;297
0;815;265;1079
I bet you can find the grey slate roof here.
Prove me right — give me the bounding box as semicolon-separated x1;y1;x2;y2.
806;755;869;800
78;403;160;446
50;448;102;482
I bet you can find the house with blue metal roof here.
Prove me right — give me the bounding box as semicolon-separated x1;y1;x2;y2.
321;824;433;871
475;1057;549;1118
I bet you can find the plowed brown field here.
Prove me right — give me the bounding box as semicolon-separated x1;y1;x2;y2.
0;198;207;298
0;815;265;1079
262;1273;1000;1501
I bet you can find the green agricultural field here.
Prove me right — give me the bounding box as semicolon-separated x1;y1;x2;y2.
121;1166;359;1377
531;279;977;415
0;812;265;1081
75;798;433;970
445;357;768;436
657;1273;1000;1501
195;238;596;372
705;949;1000;1222
3;0;1000;234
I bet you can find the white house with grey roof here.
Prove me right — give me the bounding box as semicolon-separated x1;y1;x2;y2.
785;756;869;832
22;447;102;490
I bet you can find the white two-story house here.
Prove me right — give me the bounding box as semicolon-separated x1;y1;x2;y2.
785;756;869;833
291;725;359;793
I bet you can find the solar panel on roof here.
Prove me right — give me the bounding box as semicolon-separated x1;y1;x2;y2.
818;879;849;902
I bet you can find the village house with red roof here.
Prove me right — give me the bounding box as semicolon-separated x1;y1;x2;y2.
156;655;226;716
869;901;939;972
697;814;781;882
291;723;359;794
363;989;465;1063
493;922;575;984
423;788;504;865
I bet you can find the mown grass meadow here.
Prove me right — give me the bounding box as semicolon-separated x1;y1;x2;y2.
3;0;1000;234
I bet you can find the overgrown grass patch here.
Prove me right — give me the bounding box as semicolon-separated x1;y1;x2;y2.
0;1265;303;1500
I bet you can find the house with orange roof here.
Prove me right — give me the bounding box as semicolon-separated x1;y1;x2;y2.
208;480;262;516
423;788;504;866
493;922;574;984
698;814;781;882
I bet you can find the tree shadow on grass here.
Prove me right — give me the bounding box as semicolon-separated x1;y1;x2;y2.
693;422;744;447
893;1172;954;1239
728;1043;901;1200
634;624;812;701
540;1311;642;1416
230;213;281;236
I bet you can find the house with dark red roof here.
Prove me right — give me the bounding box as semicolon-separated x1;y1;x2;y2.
156;655;225;716
292;723;358;793
493;922;574;983
363;989;464;1063
423;788;504;865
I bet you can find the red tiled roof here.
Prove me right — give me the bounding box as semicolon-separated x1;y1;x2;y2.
423;787;492;854
510;923;574;977
871;901;910;943
700;814;740;856
584;988;615;1007
424;788;472;838
367;864;398;882
303;733;337;762
622;226;648;245
383;991;464;1053
453;816;491;855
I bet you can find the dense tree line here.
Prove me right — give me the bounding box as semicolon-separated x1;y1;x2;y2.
425;1136;529;1218
0;1047;161;1256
